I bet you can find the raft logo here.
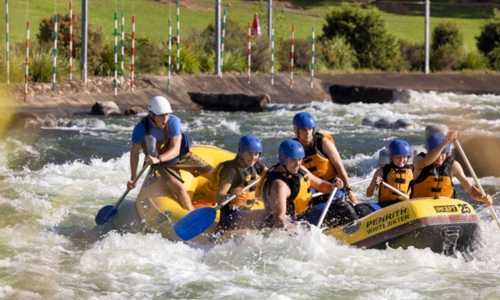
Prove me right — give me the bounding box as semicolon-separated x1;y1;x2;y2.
433;205;458;213
365;207;411;235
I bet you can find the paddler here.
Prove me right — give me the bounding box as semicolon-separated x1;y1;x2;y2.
261;139;345;228
292;112;372;219
128;95;194;211
211;134;268;230
367;138;414;207
411;130;492;206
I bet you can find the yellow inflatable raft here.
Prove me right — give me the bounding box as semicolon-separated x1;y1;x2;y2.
123;145;480;254
324;197;479;254
134;145;264;240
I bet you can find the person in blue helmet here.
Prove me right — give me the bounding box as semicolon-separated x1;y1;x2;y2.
261;139;345;228
292;112;373;220
411;130;492;206
367;138;414;207
210;135;268;230
128;95;194;211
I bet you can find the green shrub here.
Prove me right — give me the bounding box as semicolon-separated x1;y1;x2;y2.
399;40;424;71
222;51;246;73
488;46;500;70
93;44;114;76
135;38;163;74
277;38;310;72
432;22;464;52
179;47;202;74
476;21;500;67
251;37;272;72
30;48;69;82
322;4;399;70
431;44;463;71
318;37;357;70
459;51;488;70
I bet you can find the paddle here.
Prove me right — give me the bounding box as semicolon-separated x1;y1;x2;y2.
174;178;261;241
381;182;410;200
454;140;500;229
95;165;149;225
316;187;338;228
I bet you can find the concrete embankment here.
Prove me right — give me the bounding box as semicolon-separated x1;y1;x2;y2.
6;72;500;121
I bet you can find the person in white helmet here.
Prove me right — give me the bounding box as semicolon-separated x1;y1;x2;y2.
128;95;194;211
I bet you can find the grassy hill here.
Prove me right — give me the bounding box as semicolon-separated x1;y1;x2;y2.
1;0;497;53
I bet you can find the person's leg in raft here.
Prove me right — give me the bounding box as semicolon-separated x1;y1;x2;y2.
163;170;194;211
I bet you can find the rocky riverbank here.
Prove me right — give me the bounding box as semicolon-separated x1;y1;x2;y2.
3;72;500;129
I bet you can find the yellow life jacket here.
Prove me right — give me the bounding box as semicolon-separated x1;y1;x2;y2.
208;158;265;209
301;131;337;181
378;164;413;202
263;165;313;216
411;154;455;199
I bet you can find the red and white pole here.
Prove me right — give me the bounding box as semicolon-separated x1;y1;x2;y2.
69;0;73;80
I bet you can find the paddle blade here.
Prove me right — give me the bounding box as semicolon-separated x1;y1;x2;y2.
95;205;117;225
174;207;217;241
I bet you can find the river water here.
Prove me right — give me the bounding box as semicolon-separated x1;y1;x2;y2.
1;91;500;299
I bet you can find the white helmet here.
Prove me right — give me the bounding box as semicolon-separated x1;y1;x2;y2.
147;95;173;115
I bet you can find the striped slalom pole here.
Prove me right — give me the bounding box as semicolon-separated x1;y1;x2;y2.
52;15;59;93
167;18;172;91
24;21;30;100
113;12;118;96
310;28;315;89
5;0;10;84
176;0;180;71
221;8;227;73
271;27;275;86
130;15;136;91
120;13;125;80
69;0;73;80
247;23;252;84
290;25;295;88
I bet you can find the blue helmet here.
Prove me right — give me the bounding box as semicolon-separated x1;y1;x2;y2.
293;112;316;129
426;132;451;154
238;134;263;153
279;139;305;164
388;138;411;157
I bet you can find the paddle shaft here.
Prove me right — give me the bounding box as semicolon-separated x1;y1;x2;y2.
311;178;371;198
115;166;149;209
381;182;410;200
218;178;261;208
317;187;338;227
454;140;500;229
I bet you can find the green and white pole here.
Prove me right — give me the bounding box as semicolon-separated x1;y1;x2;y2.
69;0;73;80
113;12;118;96
176;0;181;71
271;27;275;86
247;23;251;84
310;28;315;88
52;15;59;93
167;18;172;91
5;0;10;84
290;25;295;88
221;8;227;74
120;12;125;79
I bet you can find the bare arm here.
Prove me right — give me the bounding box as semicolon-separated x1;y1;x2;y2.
127;143;143;189
307;167;343;193
159;135;182;162
366;168;383;197
452;161;489;203
322;138;359;203
414;131;458;171
269;180;291;228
